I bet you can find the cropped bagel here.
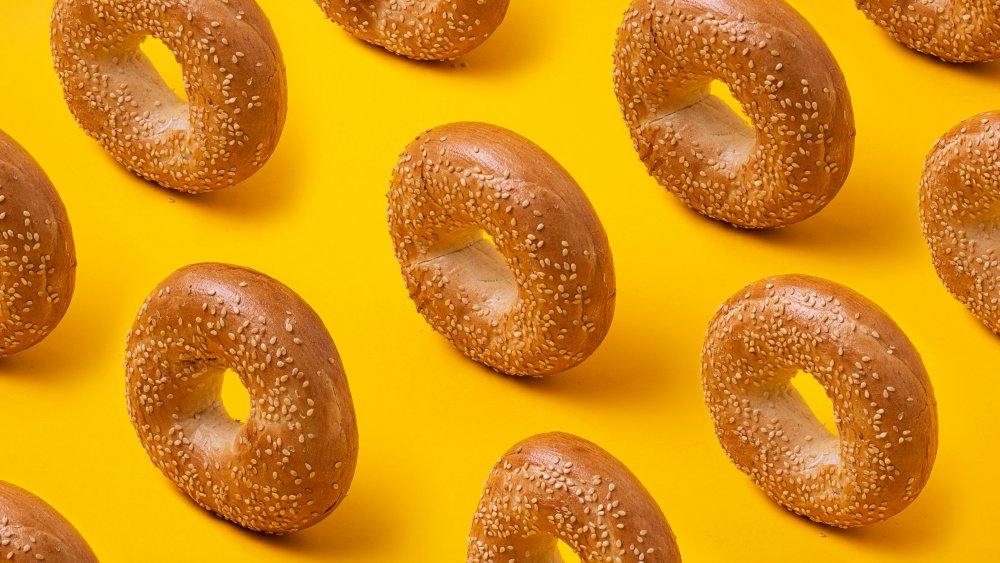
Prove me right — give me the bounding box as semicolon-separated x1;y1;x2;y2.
0;481;98;562
0;130;76;356
856;1;1000;62
387;122;616;377
51;0;287;192
468;432;681;562
315;0;509;60
125;263;358;533
920;112;1000;333
613;0;855;228
702;275;937;527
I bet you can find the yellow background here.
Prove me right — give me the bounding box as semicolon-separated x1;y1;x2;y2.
0;1;997;561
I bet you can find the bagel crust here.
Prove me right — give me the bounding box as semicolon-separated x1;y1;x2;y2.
856;1;1000;62
0;482;98;563
920;112;1000;333
702;275;938;527
315;0;509;60
125;263;358;533
468;432;682;562
387;122;616;377
613;0;855;228
51;0;287;192
0;131;76;356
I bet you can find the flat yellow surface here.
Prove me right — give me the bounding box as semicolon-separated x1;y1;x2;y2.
0;1;997;561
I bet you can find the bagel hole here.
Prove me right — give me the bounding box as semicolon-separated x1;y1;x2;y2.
220;368;252;423
659;81;756;170
710;81;754;129
415;229;518;312
790;371;839;439
139;37;188;103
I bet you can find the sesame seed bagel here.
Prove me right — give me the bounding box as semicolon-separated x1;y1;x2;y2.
468;432;682;562
387;122;616;377
315;0;509;60
125;263;358;533
920;112;1000;333
51;0;287;192
856;1;1000;62
613;0;855;228
0;130;76;356
0;481;98;562
702;275;938;527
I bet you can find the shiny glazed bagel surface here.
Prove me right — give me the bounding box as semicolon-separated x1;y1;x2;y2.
0;481;98;563
920;112;1000;333
50;0;288;192
387;122;616;377
125;263;358;533
702;275;938;527
856;0;1000;62
613;0;855;228
468;432;681;562
0;130;76;357
315;0;510;60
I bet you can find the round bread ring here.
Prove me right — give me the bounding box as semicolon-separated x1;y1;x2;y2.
0;131;76;356
125;263;358;533
613;0;855;228
51;0;287;193
387;122;616;377
856;1;1000;63
920;112;1000;333
315;0;510;60
702;274;938;527
468;432;682;562
0;481;98;562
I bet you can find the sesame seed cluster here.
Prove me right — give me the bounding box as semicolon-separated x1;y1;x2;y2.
316;0;510;60
702;275;938;528
857;0;1000;63
387;122;616;377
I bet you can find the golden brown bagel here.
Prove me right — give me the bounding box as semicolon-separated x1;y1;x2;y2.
856;1;1000;62
387;122;616;377
613;0;855;228
702;275;938;528
0;481;98;562
0;130;76;356
468;432;682;562
315;0;509;60
51;0;287;192
920;112;1000;333
125;263;358;533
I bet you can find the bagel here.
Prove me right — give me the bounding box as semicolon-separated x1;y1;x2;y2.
387;122;616;377
51;0;287;193
856;1;1000;62
0;130;76;356
613;0;855;228
125;263;358;533
0;481;98;562
920;112;1000;333
315;0;510;60
702;274;938;527
468;432;681;562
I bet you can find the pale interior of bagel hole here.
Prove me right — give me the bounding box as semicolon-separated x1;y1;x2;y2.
122;36;189;134
662;80;756;169
756;369;840;469
221;368;252;422
416;229;518;312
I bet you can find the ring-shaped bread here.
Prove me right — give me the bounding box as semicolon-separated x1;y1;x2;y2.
613;0;855;228
702;274;937;527
125;263;358;533
387;122;616;377
51;0;287;192
468;432;682;562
